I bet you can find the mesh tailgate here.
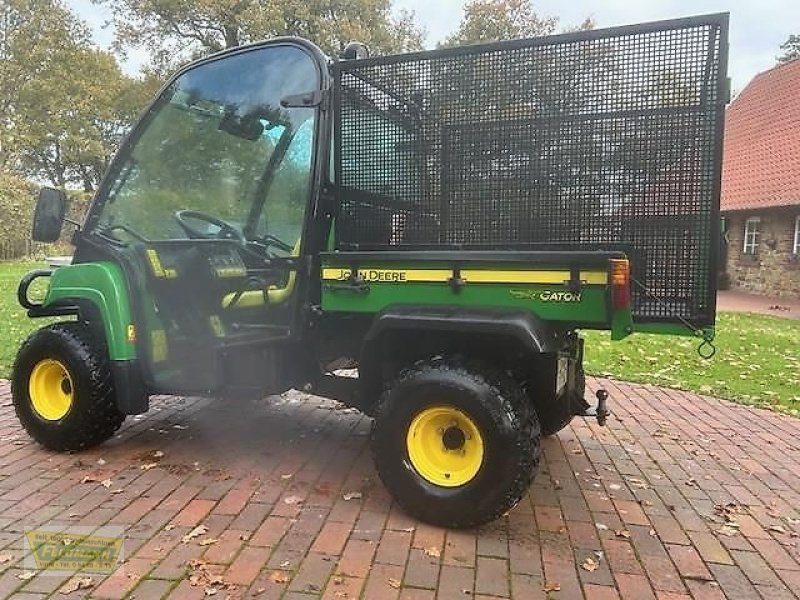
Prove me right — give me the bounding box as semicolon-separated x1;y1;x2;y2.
332;15;728;326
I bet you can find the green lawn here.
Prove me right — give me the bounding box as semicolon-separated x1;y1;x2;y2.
1;260;798;415
0;260;58;378
583;313;800;414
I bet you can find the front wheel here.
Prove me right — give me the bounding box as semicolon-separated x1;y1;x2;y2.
371;357;541;528
12;323;125;452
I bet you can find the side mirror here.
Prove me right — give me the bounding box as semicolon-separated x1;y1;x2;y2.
32;187;67;242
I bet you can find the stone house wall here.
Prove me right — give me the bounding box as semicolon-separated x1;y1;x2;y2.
723;207;800;297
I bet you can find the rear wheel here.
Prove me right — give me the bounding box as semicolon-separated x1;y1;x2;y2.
12;323;125;451
371;357;541;528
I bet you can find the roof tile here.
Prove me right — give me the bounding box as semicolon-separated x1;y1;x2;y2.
721;59;800;211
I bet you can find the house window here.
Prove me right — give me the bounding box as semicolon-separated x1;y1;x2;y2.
794;216;800;255
743;217;760;255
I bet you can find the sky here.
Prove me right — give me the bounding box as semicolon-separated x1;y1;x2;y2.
69;0;799;93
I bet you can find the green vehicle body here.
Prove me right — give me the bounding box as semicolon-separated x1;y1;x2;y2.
40;262;136;361
12;14;727;526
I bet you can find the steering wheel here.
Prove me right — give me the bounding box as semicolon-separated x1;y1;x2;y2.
174;210;245;244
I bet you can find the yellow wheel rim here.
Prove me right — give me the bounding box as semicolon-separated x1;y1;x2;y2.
29;359;74;421
406;405;485;487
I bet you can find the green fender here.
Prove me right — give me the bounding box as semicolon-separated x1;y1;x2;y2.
43;262;137;361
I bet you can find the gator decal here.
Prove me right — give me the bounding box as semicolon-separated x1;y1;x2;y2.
511;289;583;303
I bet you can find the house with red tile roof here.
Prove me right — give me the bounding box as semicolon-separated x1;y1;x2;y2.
721;58;800;297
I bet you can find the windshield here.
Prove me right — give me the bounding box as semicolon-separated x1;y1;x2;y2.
93;45;319;245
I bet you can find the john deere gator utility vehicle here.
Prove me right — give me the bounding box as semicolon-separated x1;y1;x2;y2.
13;14;728;526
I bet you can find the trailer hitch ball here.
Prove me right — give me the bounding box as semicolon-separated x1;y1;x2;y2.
595;389;609;426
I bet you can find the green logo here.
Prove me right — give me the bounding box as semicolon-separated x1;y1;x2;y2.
25;528;124;573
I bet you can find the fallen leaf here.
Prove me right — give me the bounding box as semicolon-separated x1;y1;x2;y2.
387;578;401;589
81;475;98;484
140;462;158;471
283;495;303;505
608;484;621;491
182;524;209;543
17;571;36;581
342;491;362;501
153;450;165;458
280;473;294;480
0;553;13;564
60;576;94;594
173;424;188;430
543;581;561;592
769;525;787;535
280;560;291;568
269;571;290;584
96;459;106;466
165;524;176;531
595;523;609;531
100;479;113;489
627;477;649;489
581;557;599;572
204;587;218;596
649;529;657;537
199;538;218;546
686;478;698;487
615;529;631;539
332;576;344;585
424;546;441;559
187;558;207;570
718;524;740;537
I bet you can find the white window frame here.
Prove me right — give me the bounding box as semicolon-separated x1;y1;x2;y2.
794;216;800;255
743;217;760;255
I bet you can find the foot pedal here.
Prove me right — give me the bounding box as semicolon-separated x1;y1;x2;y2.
580;389;610;426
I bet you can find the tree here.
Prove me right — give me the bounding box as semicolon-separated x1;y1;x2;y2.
777;34;800;64
440;0;592;47
94;0;424;72
14;49;153;191
0;0;90;170
0;170;36;248
1;0;154;191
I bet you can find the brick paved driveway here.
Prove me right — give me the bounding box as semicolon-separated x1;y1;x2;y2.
0;378;798;600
